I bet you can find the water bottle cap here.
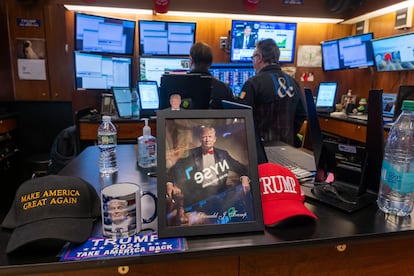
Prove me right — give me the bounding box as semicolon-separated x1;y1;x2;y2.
402;100;414;111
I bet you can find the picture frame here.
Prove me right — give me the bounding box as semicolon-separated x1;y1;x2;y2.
341;94;357;107
156;109;264;238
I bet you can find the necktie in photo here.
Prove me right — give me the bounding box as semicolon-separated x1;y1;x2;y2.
244;36;248;48
203;149;214;155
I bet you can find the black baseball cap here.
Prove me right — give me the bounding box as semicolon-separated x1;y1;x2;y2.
2;175;100;254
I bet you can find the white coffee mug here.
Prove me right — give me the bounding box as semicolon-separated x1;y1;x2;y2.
101;183;157;239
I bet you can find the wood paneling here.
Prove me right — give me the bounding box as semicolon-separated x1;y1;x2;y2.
51;0;342;19
7;0;50;100
319;117;367;143
79;120;157;141
0;1;14;101
3;0;414;111
240;236;414;275
27;255;239;276
43;4;72;100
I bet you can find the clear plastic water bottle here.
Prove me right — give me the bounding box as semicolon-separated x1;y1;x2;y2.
98;115;118;174
131;89;140;118
377;100;414;216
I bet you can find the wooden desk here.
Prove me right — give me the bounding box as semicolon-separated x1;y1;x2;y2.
80;115;385;146
0;117;17;135
318;114;389;143
1;145;414;275
79;116;156;142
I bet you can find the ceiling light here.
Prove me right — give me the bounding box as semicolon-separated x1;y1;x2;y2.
166;11;343;24
64;5;153;15
64;5;343;24
342;0;414;24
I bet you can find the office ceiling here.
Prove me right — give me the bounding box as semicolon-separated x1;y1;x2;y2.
47;0;407;21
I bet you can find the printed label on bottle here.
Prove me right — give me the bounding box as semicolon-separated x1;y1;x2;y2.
132;104;139;116
99;134;117;145
381;160;414;194
146;139;156;157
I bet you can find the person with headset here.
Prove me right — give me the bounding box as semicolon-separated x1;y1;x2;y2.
237;38;307;148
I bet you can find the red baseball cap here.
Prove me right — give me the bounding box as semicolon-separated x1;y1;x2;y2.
258;163;317;227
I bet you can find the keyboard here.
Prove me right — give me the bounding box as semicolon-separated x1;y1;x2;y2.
265;147;314;182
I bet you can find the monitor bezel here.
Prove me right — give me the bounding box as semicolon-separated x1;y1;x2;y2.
372;32;414;72
74;12;136;56
136;80;160;118
112;87;132;118
139;56;191;86
230;20;297;63
74;52;132;91
159;73;212;110
138;20;196;56
315;82;338;113
321;32;374;72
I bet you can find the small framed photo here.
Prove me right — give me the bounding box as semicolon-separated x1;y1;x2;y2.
341;94;357;107
156;109;264;238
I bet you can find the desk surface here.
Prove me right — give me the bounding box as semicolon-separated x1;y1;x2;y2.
1;145;413;274
319;113;392;130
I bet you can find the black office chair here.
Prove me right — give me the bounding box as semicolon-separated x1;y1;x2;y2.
47;125;79;175
74;106;94;153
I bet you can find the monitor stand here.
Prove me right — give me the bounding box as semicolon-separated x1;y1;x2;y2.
301;181;377;213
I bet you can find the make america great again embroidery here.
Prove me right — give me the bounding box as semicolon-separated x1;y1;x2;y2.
19;189;81;210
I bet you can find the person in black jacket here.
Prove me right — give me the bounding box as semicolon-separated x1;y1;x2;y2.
237;38;307;147
189;42;234;108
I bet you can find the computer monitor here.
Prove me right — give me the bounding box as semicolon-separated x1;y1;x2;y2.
321;33;374;71
303;88;381;213
139;57;191;86
209;63;255;97
372;32;414;72
137;81;159;117
393;85;414;120
315;82;338;114
74;52;131;90
75;13;136;55
139;20;196;56
159;73;212;110
230;20;297;63
112;87;132;118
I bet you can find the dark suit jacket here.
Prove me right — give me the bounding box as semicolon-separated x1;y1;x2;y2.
189;69;234;108
168;146;248;208
234;34;256;49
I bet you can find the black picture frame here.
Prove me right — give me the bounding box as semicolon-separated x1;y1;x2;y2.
156;109;264;238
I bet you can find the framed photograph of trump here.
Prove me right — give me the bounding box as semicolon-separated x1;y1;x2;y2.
156;109;264;238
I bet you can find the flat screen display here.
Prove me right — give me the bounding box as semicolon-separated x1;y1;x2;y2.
75;13;135;55
230;20;297;63
74;52;131;90
139;56;190;86
112;87;132;118
209;63;255;97
372;32;414;72
321;33;374;71
139;20;196;56
137;80;159;117
315;82;338;113
159;74;212;109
